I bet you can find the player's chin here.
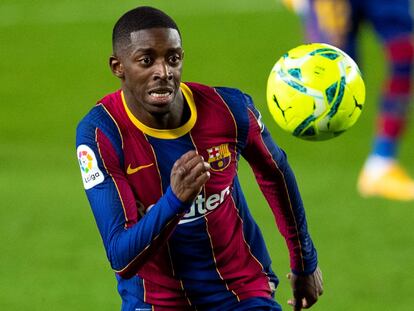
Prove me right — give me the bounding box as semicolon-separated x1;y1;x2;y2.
146;101;174;116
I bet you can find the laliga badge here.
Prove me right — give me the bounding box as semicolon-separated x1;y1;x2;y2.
77;144;104;189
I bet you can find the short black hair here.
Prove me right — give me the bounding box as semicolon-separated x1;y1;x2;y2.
112;6;181;54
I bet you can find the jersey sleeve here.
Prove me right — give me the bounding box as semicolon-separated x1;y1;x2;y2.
76;106;191;278
241;95;318;275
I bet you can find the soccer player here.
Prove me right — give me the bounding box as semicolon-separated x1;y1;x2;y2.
282;0;414;201
76;6;323;310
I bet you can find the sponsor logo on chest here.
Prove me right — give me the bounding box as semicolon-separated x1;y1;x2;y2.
179;186;231;224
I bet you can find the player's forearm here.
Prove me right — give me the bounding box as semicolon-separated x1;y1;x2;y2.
93;187;190;277
251;157;318;274
288;232;318;275
265;147;318;274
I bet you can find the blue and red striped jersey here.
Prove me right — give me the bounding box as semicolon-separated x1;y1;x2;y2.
76;82;317;309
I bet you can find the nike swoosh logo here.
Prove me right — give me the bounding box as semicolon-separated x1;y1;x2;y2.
178;211;214;224
127;163;154;175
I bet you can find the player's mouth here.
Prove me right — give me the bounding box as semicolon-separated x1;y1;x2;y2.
148;87;174;104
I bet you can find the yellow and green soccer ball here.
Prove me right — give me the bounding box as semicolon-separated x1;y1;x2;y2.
266;43;366;141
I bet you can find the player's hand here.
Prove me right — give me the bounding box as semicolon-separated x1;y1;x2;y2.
170;150;211;203
287;266;323;310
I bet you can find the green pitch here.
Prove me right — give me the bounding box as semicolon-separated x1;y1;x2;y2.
1;1;413;310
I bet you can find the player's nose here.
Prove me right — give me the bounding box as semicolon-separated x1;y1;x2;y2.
154;60;172;80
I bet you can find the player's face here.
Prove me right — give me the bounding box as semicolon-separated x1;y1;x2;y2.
113;28;183;119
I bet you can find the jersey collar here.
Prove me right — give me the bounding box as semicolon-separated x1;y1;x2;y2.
121;83;197;139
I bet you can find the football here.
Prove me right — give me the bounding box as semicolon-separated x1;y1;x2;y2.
266;43;366;140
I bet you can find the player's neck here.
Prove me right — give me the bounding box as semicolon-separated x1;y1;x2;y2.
152;94;188;129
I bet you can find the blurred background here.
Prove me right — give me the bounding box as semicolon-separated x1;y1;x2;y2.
1;0;413;310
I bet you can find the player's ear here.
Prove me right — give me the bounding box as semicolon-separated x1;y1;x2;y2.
109;55;124;79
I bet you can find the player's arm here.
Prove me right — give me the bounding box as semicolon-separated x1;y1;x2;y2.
240;96;322;308
241;98;317;274
76;118;209;278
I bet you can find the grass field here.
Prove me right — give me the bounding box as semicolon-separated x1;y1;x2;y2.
1;0;414;310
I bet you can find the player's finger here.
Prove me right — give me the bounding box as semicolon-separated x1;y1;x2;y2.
316;276;324;296
185;160;210;183
172;152;201;178
188;167;210;194
287;298;302;311
194;170;211;186
184;155;206;173
302;295;317;309
294;298;303;311
199;162;211;178
173;150;198;168
292;287;305;311
314;268;324;296
195;162;211;181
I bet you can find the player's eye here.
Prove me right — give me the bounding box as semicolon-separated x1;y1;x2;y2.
169;54;181;65
138;57;152;65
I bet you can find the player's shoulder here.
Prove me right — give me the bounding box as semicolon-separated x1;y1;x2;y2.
77;90;120;125
184;82;253;108
76;90;123;141
209;85;264;133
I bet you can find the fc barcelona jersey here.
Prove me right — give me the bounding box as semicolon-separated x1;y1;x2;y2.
76;82;317;309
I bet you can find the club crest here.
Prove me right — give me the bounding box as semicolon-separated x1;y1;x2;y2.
206;144;231;171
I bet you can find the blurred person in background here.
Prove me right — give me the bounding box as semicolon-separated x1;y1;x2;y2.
283;0;414;201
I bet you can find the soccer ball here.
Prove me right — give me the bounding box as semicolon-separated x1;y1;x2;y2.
266;43;365;141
